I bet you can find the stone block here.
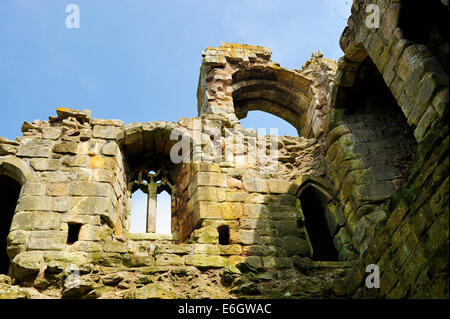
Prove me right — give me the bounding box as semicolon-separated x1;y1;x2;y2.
242;203;269;219
70;197;115;226
100;142;119;156
103;240;128;253
236;229;259;245
242;177;269;193
11;211;61;231
132;284;176;299
46;183;69;196
69;241;102;252
92;125;123;140
354;182;394;203
21;183;46;196
432;88;449;118
194;244;220;255
69;181;113;197
78;225;113;241
221;202;243;219
155;254;184;266
414;107;437;141
30;159;60;171
159;244;193;255
262;256;291;269
53;141;79;155
267;179;292;194
89;252;123;267
228;256;263;273
242;245;275;256
12;252;44;281
17;196;53;211
192;172;227;188
28;231;67;251
17;139;54;158
281;237;311;256
185;255;227;268
62;155;89;167
196;201;222;220
219;244;242;255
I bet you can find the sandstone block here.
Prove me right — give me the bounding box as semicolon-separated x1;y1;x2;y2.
47;183;69;196
124;255;155;267
12;252;44;282
21;183;46;196
62;155;89;167
28;231;66;251
17;196;53;211
262;256;291;269
185;255;227;268
100;142;119;156
221;202;243;219
242;177;269;193
194;244;220;255
282;237;311;256
17;139;54;158
267;179;292;194
103;240;128;253
69;181;113;197
53;141;79;155
78;225;113;241
42;127;61;140
11;211;61;231
155;254;184;266
132;283;176;299
92;125;123;140
242;203;268;219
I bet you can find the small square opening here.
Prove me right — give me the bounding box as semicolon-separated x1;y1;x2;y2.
67;223;81;245
217;225;230;245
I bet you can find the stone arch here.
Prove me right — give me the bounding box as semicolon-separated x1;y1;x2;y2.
338;0;448;144
0;156;38;185
0;157;36;275
326;49;418;241
231;66;311;136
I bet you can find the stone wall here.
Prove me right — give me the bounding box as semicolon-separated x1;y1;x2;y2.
326;0;449;298
0;0;448;299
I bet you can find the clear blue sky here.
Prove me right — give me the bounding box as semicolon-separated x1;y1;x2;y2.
0;0;351;140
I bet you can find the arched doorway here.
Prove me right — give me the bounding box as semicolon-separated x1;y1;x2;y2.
298;185;339;261
0;174;21;274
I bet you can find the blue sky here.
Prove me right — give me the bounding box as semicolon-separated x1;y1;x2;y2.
0;0;351;140
0;0;351;233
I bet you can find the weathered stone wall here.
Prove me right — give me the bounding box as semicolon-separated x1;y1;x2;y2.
326;0;449;298
0;103;342;299
0;0;448;299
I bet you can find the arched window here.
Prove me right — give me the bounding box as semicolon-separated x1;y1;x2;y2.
129;169;175;234
0;174;21;274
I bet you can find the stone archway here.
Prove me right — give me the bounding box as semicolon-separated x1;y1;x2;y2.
0;157;36;274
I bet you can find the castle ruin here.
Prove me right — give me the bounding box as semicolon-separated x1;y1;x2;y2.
0;0;448;299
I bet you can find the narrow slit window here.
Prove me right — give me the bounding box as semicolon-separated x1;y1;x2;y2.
156;190;172;234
